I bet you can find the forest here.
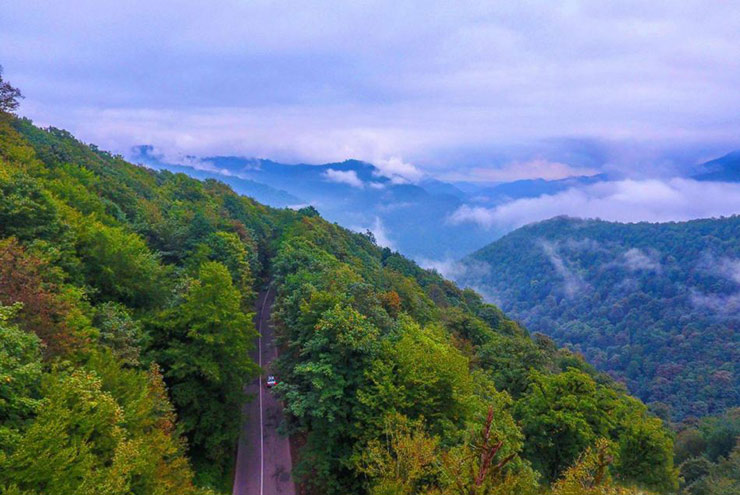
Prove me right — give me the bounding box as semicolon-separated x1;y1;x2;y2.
460;216;740;421
0;77;736;495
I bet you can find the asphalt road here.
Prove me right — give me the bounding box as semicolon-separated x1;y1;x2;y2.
233;288;296;495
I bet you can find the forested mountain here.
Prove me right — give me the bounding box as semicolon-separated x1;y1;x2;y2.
692;151;740;182
0;95;686;493
459;216;740;420
131;146;498;260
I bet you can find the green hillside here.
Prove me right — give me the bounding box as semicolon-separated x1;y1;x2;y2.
0;109;682;493
460;216;740;420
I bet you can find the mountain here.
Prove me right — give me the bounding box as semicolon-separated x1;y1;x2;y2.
130;148;622;262
692;151;740;182
0;114;679;494
459;216;740;419
130;145;302;207
461;174;608;206
130;147;498;260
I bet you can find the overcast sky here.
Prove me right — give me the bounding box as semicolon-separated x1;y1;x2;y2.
2;1;740;181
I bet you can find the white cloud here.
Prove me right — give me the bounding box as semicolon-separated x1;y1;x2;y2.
623;248;662;272
690;290;740;316
373;157;424;184
540;241;587;297
323;168;364;188
462;159;599;182
690;255;740;316
448;179;740;230
3;1;740;174
715;257;740;284
369;217;394;249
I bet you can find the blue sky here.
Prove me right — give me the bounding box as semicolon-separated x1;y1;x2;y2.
2;0;740;182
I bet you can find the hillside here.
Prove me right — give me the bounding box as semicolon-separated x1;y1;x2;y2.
131;147;497;260
692;151;740;182
0;111;682;494
459;216;740;420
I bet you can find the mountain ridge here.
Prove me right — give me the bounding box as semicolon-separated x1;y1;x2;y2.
459;215;740;419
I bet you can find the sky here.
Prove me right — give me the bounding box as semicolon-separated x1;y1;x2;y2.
3;0;740;183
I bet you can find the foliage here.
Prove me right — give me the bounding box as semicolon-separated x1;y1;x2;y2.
676;409;740;495
0;113;266;492
269;211;676;493
0;66;23;114
149;261;259;484
552;439;645;495
461;216;740;419
0;111;680;495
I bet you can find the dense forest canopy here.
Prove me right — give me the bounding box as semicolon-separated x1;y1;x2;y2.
0;71;734;495
459;216;740;421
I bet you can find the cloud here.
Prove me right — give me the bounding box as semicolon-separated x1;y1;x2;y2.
689;255;740;316
369;217;394;249
690;290;740;316
323;168;364;188
373;157;424;184
4;1;740;174
623;248;662;272
463;159;599;182
715;257;740;284
540;241;587;297
448;179;740;230
419;256;503;303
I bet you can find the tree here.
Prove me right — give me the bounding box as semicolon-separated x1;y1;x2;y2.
0;303;43;452
151;261;258;484
615;415;677;493
515;369;615;481
0;66;23;114
76;219;167;308
551;439;642;495
93;302;142;367
359;414;441;495
0;369;125;495
360;409;537;495
190;231;256;307
0;173;64;242
0;238;93;356
440;406;537;495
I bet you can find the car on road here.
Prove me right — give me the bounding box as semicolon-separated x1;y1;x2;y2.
265;375;278;388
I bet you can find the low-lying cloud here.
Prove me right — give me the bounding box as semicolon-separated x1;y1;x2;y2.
323;168;364;188
540;241;588;297
463;159;599;182
448;179;740;230
623;248;662;273
374;157;424;184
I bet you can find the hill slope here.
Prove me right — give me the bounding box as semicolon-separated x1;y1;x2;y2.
0;113;679;494
459;216;740;419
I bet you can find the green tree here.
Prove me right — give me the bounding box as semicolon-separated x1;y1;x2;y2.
0;303;43;452
76;219;167;308
0;66;23;114
551;439;642;495
615;415;677;492
0;172;63;242
515;369;616;481
152;261;258;484
0;369;126;495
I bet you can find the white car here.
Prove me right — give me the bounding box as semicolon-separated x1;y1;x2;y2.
265;375;277;388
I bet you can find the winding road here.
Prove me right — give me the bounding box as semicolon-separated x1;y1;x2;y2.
233;288;296;495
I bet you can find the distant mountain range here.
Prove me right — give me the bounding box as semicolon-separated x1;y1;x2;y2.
130;146;740;261
692;151;740;182
131;146;499;259
457;215;740;419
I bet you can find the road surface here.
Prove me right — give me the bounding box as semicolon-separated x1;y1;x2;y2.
233;288;296;495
